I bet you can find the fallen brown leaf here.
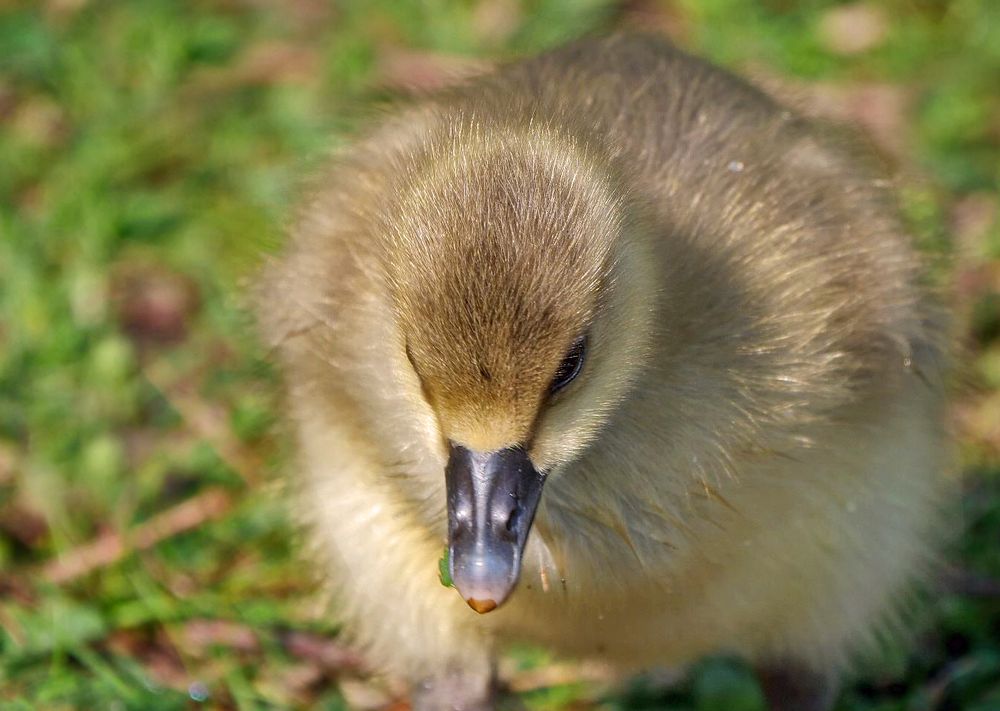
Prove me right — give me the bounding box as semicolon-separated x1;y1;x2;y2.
952;192;998;258
44;0;89;21
280;628;366;674
180;618;261;656
748;69;911;157
237;41;321;86
818;2;888;56
0;500;49;548
235;0;334;35
264;661;324;698
112;262;200;346
0;572;37;605
471;0;522;46
951;392;1000;460
502;659;618;694
0;440;17;486
7;94;69;148
376;48;492;94
614;0;691;42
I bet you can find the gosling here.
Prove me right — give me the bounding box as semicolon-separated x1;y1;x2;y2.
257;34;950;711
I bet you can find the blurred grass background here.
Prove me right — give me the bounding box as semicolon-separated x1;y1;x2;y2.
1;0;998;709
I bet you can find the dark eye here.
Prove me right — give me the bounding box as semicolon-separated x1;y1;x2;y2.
550;335;587;394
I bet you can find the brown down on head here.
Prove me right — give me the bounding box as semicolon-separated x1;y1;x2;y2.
382;120;626;452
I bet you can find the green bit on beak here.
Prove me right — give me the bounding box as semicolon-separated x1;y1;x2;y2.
438;547;453;588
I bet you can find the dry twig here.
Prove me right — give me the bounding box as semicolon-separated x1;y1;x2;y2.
41;488;233;584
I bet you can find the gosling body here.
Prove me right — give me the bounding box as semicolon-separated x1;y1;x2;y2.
259;35;949;709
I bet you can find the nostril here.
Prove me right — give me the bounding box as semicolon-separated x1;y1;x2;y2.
451;502;473;531
505;506;520;534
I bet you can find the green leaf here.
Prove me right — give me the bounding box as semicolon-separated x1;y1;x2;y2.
438;547;453;588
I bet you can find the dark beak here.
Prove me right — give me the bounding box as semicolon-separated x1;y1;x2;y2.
445;443;545;614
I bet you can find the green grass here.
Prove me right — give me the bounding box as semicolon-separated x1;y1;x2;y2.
1;0;998;708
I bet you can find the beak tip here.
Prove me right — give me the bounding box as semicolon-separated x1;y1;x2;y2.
466;597;498;614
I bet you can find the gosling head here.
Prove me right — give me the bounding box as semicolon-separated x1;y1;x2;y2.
381;121;657;612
